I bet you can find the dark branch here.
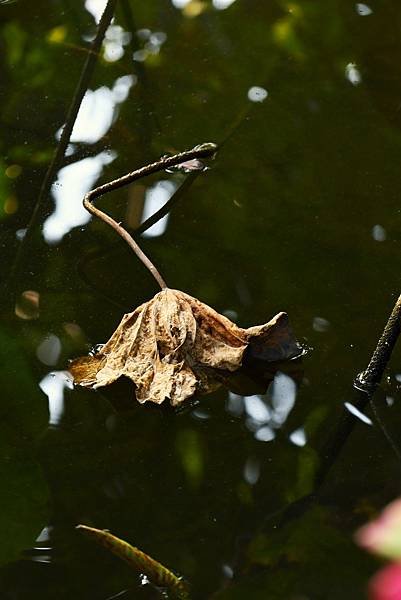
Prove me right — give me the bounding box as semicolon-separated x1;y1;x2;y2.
83;143;217;289
2;0;117;311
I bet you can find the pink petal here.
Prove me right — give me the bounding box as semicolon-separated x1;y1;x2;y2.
369;562;401;600
356;499;401;560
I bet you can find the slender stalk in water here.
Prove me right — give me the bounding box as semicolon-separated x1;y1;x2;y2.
354;293;401;393
83;143;217;290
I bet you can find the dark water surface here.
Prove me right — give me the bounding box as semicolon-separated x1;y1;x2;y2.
1;1;401;598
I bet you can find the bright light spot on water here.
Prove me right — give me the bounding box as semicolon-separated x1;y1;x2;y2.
65;144;76;157
227;374;298;442
62;88;114;143
113;75;137;101
191;408;210;420
141;180;177;237
213;0;237;9
35;526;53;543
356;3;373;15
133;49;148;62
137;28;151;39
254;425;275;442
271;372;296;425
57;77;135;144
247;86;268;103
85;0;108;24
386;396;395;407
104;25;132;62
226;392;244;416
16;228;27;240
243;457;260;485
222;564;234;579
289;427;307;447
39;371;73;426
171;0;191;7
104;41;124;61
152;32;167;43
133;29;167;61
313;316;330;332
372;224;386;241
344;401;373;425
244;395;271;423
43;151;116;243
36;334;61;366
346;62;362;86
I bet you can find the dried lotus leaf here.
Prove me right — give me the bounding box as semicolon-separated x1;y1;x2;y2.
70;289;300;407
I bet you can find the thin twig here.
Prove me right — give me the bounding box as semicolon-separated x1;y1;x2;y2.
136;170;200;235
354;294;401;393
369;395;401;464
2;0;117;310
242;293;401;553
83;143;217;289
76;169;206;305
118;0;161;135
314;294;401;486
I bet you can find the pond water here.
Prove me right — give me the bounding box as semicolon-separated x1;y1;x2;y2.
1;1;401;598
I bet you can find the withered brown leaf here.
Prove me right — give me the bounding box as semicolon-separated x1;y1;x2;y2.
70;289;300;407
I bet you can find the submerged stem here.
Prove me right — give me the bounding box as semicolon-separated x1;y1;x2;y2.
83;143;217;289
1;0;117;312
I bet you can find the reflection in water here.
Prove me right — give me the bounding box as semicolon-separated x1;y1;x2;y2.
171;0;191;8
16;228;27;240
289;427;307;447
356;3;373;16
43;151;115;243
39;371;74;426
344;401;373;425
85;0;108;24
213;0;237;9
243;457;260;485
104;25;132;62
141;180;177;237
133;29;167;63
36;525;52;544
313;316;330;332
346;63;362;86
86;0;132;62
171;0;237;15
15;289;40;320
191;407;211;420
36;334;61;366
255;426;275;442
222;564;234;579
271;372;297;426
57;76;136;144
244;395;271;427
372;224;386;241
226;392;244;416
227;372;298;442
45;72;135;243
28;525;53;564
247;86;268;103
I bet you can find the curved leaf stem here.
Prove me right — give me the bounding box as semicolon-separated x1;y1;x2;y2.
83;143;217;290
